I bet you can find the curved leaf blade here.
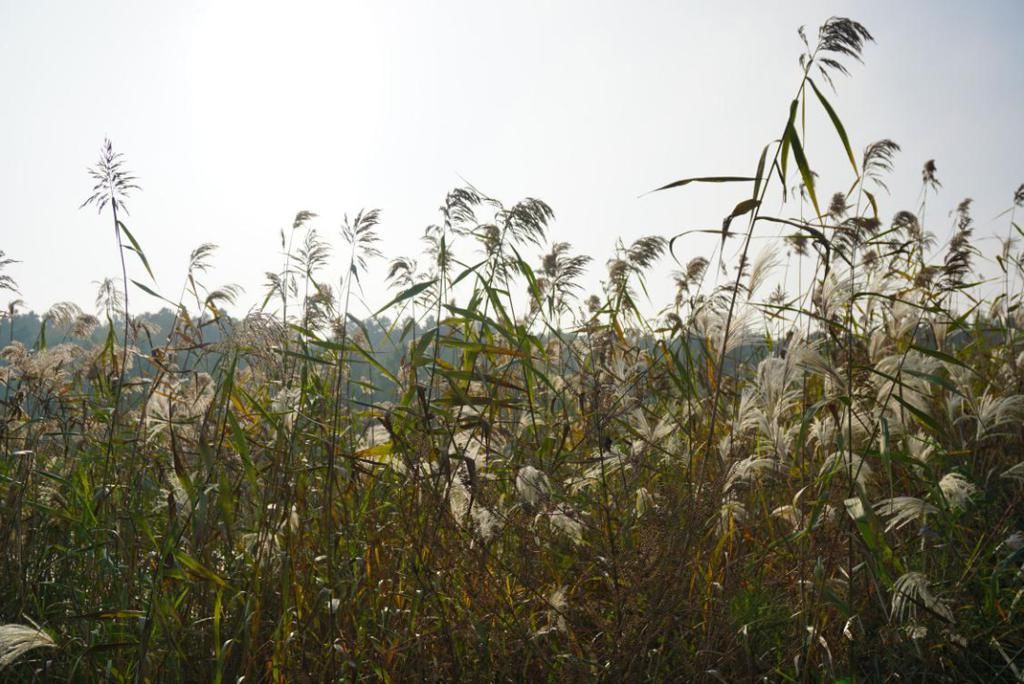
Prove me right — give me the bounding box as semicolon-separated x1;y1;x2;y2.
645;176;755;196
809;78;857;176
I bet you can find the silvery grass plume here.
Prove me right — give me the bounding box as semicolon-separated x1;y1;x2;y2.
809;416;839;456
544;503;585;545
43;301;77;327
891;571;954;624
270;386;302;432
906;435;937;466
964;392;1024;440
819;450;874;489
999;531;1024;555
450;429;494;477
812;271;855;321
565;449;631;495
938;472;977;511
226;312;287;361
796;344;845;392
873;351;940;417
873;497;939;533
717;498;747;539
44;301;97;338
883;299;925;347
723;455;786;494
635;487;656;518
0;340;29;368
691;303;756;361
154;473;189;520
0;250;19;295
82;139;138;215
533;586;570;638
941;392;966;436
531;241;591;319
516;466;551;509
448;463;503;544
3;344;85;393
867;321;896;368
145;373;215;442
859;267;894;321
744;245;781;300
737;398;798;461
735;344;811;459
94;276;125;319
771;504;803;532
755;347;807;417
627;409;674;453
669;255;709;312
0;623;56;672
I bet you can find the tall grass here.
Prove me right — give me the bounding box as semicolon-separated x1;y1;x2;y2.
1;16;1024;682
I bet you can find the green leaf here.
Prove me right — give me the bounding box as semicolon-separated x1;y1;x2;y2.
756;216;830;250
902;368;962;396
864;189;879;220
131;279;173;305
780;99;799;183
844;493;900;583
281;348;331;365
889;392;942;434
74;609;147;620
224;411;257;489
752;142;772;201
410;326;437;363
721;198;761;239
727;198;760;221
646;176;755;195
175;550;226;587
213;589;225;684
785;125;821;218
910;343;978;374
451;259;487;287
508;243;540;303
118;220;155;282
808;78;857;175
348;337;400;385
669;229;744;261
437;337;527;358
374;279;436;316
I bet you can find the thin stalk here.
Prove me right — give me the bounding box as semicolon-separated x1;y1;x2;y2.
105;202;131;469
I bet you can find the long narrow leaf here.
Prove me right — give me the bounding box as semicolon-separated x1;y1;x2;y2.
785;125;821;218
374;279;436;316
809;78;857;175
118;220;155;281
646;176;755;196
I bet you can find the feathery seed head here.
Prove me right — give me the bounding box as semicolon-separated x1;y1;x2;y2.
516;466;552;508
938;472;977;511
874;497;938;533
0;623;56;672
891;571;953;624
81;139;139;215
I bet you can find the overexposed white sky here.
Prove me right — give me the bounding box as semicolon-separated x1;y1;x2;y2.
1;1;1022;318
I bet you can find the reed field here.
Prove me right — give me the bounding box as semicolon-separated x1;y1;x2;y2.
2;16;1024;682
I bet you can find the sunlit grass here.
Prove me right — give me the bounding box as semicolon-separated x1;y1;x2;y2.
1;16;1023;682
